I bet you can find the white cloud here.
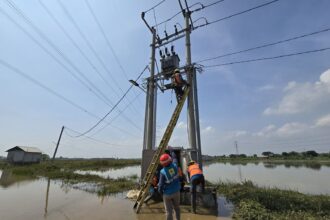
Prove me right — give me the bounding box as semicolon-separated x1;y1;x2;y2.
315;114;330;127
255;124;276;137
236;130;248;136
177;121;187;129
264;69;330;115
320;69;330;84
257;84;275;91
276;122;308;137
202;126;215;134
283;81;297;91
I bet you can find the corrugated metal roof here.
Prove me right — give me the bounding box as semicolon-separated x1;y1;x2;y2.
6;146;42;153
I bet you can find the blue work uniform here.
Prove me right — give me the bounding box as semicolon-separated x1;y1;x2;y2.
158;163;180;195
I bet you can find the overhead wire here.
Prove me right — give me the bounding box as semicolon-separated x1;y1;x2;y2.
64;127;133;147
143;0;166;14
84;0;144;115
4;0;113;108
57;0;142;130
194;0;280;29
203;0;225;9
197;27;330;63
90;90;144;137
56;0;121;94
38;0;117;97
200;47;330;68
75;65;149;137
84;0;130;80
155;0;225;28
0;58;140;138
0;58;94;118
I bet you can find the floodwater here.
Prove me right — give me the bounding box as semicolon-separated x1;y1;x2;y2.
0;171;229;220
203;162;330;195
77;162;330;195
1;162;329;219
74;165;141;179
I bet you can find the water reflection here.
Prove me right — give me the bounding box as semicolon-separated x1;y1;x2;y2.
0;176;224;220
0;169;36;188
44;178;51;218
74;165;141;179
203;162;330;195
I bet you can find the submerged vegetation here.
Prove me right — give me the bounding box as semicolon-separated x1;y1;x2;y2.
217;181;330;220
0;159;140;195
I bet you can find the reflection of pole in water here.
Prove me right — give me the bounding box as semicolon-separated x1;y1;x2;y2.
234;141;243;182
238;165;243;182
44;178;50;218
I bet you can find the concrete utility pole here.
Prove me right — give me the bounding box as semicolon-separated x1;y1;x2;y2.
143;28;157;150
184;10;203;167
52;126;64;160
140;2;203;174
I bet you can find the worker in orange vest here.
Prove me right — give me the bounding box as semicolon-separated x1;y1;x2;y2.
187;160;205;214
171;68;187;102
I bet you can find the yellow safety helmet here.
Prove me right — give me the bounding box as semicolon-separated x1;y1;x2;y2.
188;160;195;166
174;68;180;74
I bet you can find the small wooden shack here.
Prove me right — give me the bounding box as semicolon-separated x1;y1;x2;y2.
6;146;42;164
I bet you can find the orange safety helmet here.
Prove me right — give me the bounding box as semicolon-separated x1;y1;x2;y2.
160;154;172;167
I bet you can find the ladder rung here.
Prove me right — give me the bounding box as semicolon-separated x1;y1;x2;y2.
133;87;190;213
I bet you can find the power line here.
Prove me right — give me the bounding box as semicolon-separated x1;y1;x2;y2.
56;0;142;130
84;0;144;116
197;27;330;63
201;47;330;68
203;0;225;9
0;57;142;138
84;0;130;80
38;0;117;97
194;0;280;29
4;0;113;108
64;127;133;147
57;0;122;91
143;0;166;14
75;66;148;137
90;90;144;137
0;58;98;119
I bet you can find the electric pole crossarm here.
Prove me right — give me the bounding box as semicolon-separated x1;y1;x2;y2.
141;12;154;34
154;28;188;48
156;34;186;48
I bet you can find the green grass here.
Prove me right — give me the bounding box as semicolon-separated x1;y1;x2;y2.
217;181;330;220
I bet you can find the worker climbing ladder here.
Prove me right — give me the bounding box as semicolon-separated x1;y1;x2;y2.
133;86;190;213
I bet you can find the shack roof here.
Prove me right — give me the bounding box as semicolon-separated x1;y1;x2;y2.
6;146;42;153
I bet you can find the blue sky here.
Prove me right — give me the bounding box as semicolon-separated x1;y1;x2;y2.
0;0;330;158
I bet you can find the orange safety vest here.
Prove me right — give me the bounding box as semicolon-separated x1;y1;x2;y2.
188;163;203;178
178;166;183;177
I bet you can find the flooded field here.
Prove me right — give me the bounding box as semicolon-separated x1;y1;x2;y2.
203;162;330;195
74;165;141;179
72;162;330;195
0;175;229;220
1;161;329;219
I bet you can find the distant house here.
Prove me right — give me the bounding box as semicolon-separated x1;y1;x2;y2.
6;146;42;164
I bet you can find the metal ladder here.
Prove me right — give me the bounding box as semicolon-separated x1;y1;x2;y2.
133;86;190;213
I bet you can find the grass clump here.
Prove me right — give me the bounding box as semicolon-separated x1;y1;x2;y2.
217;181;330;219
